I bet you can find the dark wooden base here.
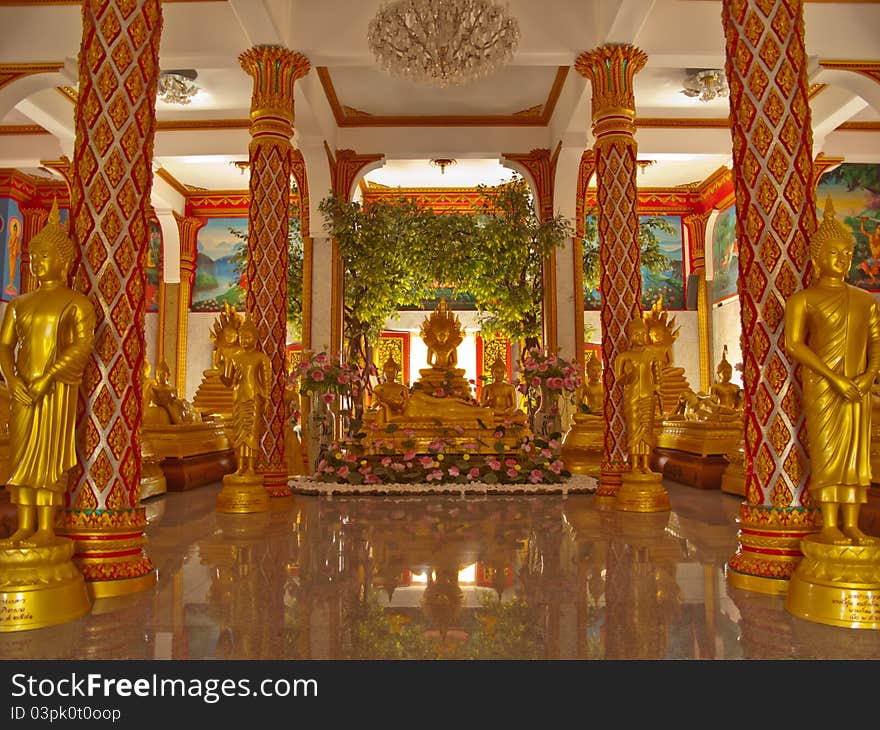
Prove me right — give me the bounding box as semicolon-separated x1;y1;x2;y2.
651;447;729;490
161;449;236;492
859;485;880;538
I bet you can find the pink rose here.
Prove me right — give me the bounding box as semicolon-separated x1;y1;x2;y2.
506;468;518;478
488;458;502;471
448;466;460;477
505;458;517;467
549;460;564;474
311;369;325;381
337;374;349;384
391;462;406;472
468;467;481;480
381;457;392;467
337;465;349;477
403;450;416;461
426;469;443;482
419;455;435;468
529;469;543;483
364;474;381;484
321;392;335;405
531;377;541;388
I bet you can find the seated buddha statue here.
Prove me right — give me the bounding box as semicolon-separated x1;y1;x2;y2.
560;355;605;475
145;360;202;426
480;357;526;426
709;346;742;411
576;356;604;419
366;356;410;425
414;298;472;402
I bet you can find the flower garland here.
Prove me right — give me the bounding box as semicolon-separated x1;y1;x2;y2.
517;348;582;397
293;351;364;405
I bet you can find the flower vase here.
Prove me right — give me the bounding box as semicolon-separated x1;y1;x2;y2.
533;385;561;439
306;393;335;473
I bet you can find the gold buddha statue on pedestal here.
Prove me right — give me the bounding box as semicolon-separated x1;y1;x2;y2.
361;299;525;454
192;303;242;420
560;355;605;476
480;357;527;426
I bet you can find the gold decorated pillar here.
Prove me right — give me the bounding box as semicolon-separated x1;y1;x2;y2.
239;46;311;499
17;204;49;294
575;45;647;498
722;0;818;593
61;0;163;597
173;213;204;399
683;211;713;392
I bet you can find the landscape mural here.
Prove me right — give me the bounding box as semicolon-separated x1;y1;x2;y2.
146;218;161;313
816;163;880;292
191;217;247;312
711;205;738;303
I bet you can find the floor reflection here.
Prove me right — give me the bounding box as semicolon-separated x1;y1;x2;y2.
2;481;879;660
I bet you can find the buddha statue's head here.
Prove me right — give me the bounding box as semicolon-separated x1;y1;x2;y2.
28;198;75;280
382;355;399;382
422;298;462;347
627;315;648;346
238;319;258;349
716;346;732;383
155;360;171;385
490;357;506;381
586;356;602;382
811;195;854;279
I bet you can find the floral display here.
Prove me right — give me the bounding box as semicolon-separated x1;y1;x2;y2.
293;351;364;401
516;348;582;397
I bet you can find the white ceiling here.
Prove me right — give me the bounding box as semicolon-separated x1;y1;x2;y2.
0;0;878;196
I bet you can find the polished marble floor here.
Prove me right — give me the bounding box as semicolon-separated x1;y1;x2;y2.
2;480;879;660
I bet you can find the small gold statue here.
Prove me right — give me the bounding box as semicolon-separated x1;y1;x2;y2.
144;359;201;426
709;346;742;410
416;298;471;401
480;357;526;424
223;319;271;477
579;355;604;414
370;355;409;423
613;315;664;475
559;355;605;476
784;196;880;546
0;200;96;547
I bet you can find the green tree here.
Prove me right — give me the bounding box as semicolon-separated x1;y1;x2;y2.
463;176;573;350
582;212;674;305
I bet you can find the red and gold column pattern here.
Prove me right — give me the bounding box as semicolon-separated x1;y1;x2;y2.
62;0;163;597
239;46;311;499
683;211;712;392
722;0;818;594
18;204;49;294
174;213;204;398
575;45;647;498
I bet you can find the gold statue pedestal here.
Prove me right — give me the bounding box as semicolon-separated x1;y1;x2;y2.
216;473;270;514
652;419;741;490
559;417;603;476
720;446;746;496
785;536;880;629
143;420;235;492
616;470;671;513
0;539;91;631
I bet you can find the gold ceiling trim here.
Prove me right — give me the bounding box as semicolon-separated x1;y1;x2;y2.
156;119;250;131
154;168;190;199
635;117;730;129
0;124;49;135
837;121;880;131
819;60;880;85
318;65;569;127
0;0;223;5
0;62;64;92
807;83;828;100
56;86;78;104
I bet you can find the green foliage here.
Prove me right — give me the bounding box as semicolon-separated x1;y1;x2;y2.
462;177;573;346
582;212;675;294
822;164;880;196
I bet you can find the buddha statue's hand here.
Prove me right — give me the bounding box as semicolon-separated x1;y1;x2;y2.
8;376;32;406
28;374;53;400
854;372;875;397
831;374;860;402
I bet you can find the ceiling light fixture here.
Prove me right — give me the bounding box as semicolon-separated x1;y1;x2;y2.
367;0;520;88
430;158;456;174
681;69;728;103
157;69;200;105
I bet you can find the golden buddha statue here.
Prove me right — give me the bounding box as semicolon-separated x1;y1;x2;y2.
192;303;242;419
0;199;93;629
560;354;605;476
367;355;410;424
480;357;526;425
144;359;201;426
614;314;669;512
709;346;742;410
0;200;96;548
216;318;271;513
415;298;471;401
784;197;880;546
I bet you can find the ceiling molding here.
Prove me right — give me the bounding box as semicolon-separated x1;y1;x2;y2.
0;123;49;135
635;117;730;129
156;119;250;132
0;62;64;92
819;60;880;85
836;120;880;131
317;66;570;128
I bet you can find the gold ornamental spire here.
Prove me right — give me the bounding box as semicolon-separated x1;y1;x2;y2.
810;194;854;259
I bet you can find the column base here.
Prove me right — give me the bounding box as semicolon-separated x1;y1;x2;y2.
615;470;670;513
0;539;91;632
785;536;880;629
217;473;270;514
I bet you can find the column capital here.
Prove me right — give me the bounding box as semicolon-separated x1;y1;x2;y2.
239;45;311;126
575;44;647;120
174;212;204;265
683;210;713;272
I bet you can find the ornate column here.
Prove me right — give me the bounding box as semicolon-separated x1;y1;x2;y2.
173;214;203;398
17;203;49;294
575;45;647;498
239;46;311;499
683;211;713;392
722;0;818;594
61;0;163;597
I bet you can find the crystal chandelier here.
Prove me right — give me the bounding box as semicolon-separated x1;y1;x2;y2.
157;70;199;105
367;0;520;88
681;69;728;103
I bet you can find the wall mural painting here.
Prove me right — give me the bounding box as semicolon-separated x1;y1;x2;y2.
191;217;248;312
584;214;686;311
0;197;22;301
146;218;162;313
816;163;880;291
711;205;738;303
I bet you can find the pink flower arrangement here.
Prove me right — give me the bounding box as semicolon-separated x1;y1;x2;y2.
518;348;582;396
294;350;364;397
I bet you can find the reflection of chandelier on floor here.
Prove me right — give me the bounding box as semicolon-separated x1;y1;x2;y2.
157;70;199;105
681;69;728;102
367;0;520;88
